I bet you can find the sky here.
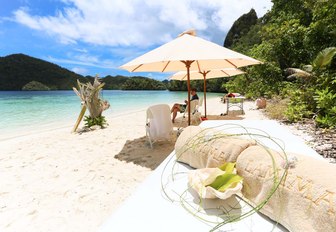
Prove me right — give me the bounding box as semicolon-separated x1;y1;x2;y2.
0;0;273;80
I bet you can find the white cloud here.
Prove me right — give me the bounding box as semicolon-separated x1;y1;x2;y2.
74;48;88;53
72;66;88;75
46;55;116;69
72;53;99;63
14;7;42;30
13;0;272;47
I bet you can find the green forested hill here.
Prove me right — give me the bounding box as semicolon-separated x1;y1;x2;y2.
103;75;166;90
0;54;167;91
120;76;166;90
103;75;129;89
223;9;258;48
0;54;89;90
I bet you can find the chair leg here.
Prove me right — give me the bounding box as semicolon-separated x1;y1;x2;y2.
147;135;153;149
146;126;153;149
149;139;153;149
177;127;184;137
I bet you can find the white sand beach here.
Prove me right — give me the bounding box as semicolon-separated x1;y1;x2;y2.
0;97;266;232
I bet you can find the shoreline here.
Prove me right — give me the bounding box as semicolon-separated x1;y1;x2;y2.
0;92;222;142
0;93;225;142
0;107;150;142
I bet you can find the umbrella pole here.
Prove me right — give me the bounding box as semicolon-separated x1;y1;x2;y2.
203;73;207;118
187;65;191;126
182;60;194;126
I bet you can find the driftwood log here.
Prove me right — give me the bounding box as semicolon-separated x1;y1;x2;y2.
72;76;110;132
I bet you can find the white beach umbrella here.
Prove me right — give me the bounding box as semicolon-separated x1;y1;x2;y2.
170;68;245;117
120;30;262;125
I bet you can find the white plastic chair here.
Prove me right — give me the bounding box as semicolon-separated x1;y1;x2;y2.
193;98;203;124
196;97;203;114
182;99;202;125
146;104;174;148
182;99;198;117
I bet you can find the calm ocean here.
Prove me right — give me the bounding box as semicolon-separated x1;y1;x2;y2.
0;90;221;140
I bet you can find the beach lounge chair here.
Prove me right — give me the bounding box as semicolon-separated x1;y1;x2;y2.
146;104;174;148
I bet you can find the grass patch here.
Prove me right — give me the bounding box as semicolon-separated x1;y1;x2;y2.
264;97;289;121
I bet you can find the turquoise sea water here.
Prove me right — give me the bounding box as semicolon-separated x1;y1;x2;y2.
0;90;221;140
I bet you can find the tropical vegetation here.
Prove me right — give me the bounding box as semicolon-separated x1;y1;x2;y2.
120;76;166;90
225;0;336;127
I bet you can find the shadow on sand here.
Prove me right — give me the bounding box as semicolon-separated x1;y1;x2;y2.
115;112;244;170
114;136;176;170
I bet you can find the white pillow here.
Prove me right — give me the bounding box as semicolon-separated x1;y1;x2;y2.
175;126;256;168
236;145;336;232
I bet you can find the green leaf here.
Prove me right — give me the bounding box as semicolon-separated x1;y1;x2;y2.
219;162;236;174
206;173;243;192
218;175;243;192
313;47;336;69
84;115;107;128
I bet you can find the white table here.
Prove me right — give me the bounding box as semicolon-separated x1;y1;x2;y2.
99;120;322;232
226;96;245;115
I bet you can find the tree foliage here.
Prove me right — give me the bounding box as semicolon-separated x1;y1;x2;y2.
167;78;231;93
103;75;129;89
226;0;336;127
121;76;166;90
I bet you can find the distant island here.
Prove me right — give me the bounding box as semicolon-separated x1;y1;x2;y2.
0;54;167;91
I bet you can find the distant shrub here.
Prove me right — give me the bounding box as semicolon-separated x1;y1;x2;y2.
285;90;313;122
22;81;50;91
314;87;336;128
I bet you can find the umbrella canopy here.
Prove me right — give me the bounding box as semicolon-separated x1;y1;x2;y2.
120;30;262;125
170;68;245;117
120;33;261;73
